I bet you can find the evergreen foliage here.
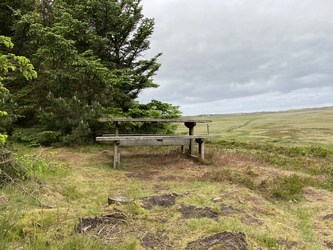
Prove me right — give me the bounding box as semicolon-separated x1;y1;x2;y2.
0;35;37;145
0;35;37;186
1;0;181;145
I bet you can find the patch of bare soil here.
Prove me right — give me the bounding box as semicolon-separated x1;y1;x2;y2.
240;214;263;226
322;214;333;221
141;230;174;250
179;205;219;219
324;241;333;249
76;209;128;239
185;231;247;250
220;205;243;216
140;193;177;210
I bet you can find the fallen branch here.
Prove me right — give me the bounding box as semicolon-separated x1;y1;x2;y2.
0;158;13;165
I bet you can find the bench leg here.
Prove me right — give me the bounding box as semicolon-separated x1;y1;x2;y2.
185;122;196;156
113;141;120;168
196;139;205;161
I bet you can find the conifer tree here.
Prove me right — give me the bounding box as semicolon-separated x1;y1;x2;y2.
0;36;37;145
2;0;181;144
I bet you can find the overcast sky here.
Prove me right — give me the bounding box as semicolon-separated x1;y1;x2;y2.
138;0;333;115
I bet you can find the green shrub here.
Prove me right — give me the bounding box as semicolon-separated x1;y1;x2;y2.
11;128;42;147
36;131;61;146
260;174;305;201
0;149;55;186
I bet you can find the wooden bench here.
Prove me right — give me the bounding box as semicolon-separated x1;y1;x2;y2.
96;118;220;168
96;134;220;168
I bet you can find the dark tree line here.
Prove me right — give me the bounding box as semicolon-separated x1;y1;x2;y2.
0;0;181;145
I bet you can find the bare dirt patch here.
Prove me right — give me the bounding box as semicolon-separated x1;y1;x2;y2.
185;231;247;250
179;205;219;219
220;205;243;216
141;230;174;249
76;209;128;239
140;193;177;210
178;204;243;220
324;241;333;249
240;214;264;226
322;214;333;221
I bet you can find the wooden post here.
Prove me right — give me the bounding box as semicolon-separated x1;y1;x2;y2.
113;121;120;168
181;145;185;154
185;122;196;156
196;138;205;160
113;140;121;168
115;121;120;136
113;141;118;168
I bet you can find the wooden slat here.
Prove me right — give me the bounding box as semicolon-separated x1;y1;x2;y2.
98;118;212;123
117;138;192;146
96;135;220;141
102;134;175;137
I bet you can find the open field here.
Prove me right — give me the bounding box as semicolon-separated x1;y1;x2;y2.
180;106;333;147
1;107;333;249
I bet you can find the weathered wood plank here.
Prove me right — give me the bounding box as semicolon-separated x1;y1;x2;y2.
117;138;191;146
98;118;212;123
102;134;175;137
96;135;220;141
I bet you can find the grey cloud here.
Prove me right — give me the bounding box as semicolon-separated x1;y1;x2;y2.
140;0;333;114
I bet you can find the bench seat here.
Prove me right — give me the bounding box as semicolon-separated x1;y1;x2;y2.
96;134;219;146
96;134;220;168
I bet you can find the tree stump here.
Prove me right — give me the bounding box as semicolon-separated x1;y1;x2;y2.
108;196;134;205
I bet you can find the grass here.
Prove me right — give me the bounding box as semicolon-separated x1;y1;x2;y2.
1;106;333;249
181;106;333;146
